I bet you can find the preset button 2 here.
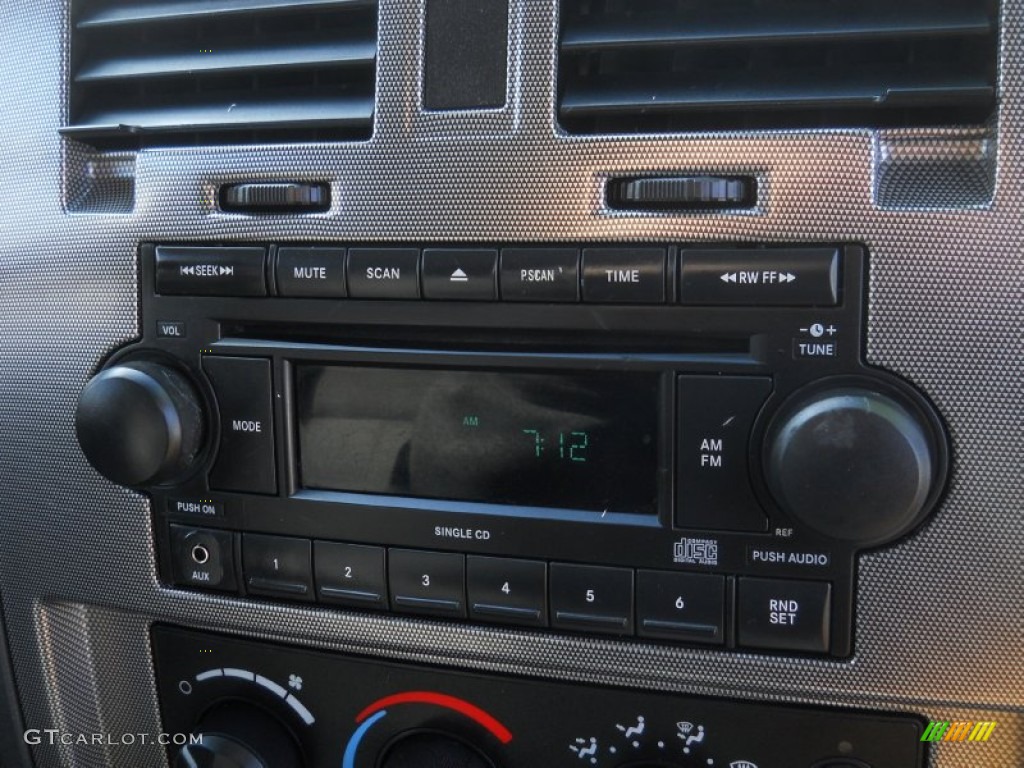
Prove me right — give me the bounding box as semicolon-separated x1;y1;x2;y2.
314;542;387;609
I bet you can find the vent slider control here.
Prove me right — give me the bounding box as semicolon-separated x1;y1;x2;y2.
221;183;330;213
609;176;755;211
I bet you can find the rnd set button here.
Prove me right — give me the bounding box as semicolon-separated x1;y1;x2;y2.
737;577;831;653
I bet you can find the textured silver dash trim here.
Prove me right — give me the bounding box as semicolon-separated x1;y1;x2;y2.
0;0;1021;766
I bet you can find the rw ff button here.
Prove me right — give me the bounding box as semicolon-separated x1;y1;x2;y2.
737;577;831;653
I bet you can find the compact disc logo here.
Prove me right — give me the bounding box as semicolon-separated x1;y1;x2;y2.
673;537;719;566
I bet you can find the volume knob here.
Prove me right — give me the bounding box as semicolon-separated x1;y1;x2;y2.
764;385;944;547
76;360;204;486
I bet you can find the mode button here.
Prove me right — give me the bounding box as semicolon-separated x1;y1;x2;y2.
204;357;277;495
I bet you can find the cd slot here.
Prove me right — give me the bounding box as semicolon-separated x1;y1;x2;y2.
222;322;752;356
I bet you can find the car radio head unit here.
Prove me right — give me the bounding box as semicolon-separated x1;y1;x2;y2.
73;242;948;659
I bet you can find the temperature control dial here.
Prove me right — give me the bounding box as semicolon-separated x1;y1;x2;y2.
379;731;496;768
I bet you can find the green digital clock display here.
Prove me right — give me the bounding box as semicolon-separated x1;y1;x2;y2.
296;365;660;515
520;429;589;461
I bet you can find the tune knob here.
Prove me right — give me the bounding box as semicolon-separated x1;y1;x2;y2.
76;360;204;486
764;384;944;547
173;702;303;768
379;732;496;768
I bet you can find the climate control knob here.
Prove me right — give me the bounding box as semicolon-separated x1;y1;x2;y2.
173;702;303;768
764;384;944;547
76;360;204;486
379;732;496;768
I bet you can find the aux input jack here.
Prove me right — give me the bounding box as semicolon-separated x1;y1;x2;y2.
190;544;210;566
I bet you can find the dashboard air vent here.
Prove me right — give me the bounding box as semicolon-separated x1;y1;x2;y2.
558;0;999;134
66;0;378;149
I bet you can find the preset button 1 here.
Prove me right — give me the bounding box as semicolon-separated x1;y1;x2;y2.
242;534;313;601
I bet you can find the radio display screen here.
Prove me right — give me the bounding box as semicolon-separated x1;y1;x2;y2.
295;366;661;515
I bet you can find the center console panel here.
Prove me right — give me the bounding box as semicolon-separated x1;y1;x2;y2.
154;625;925;768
